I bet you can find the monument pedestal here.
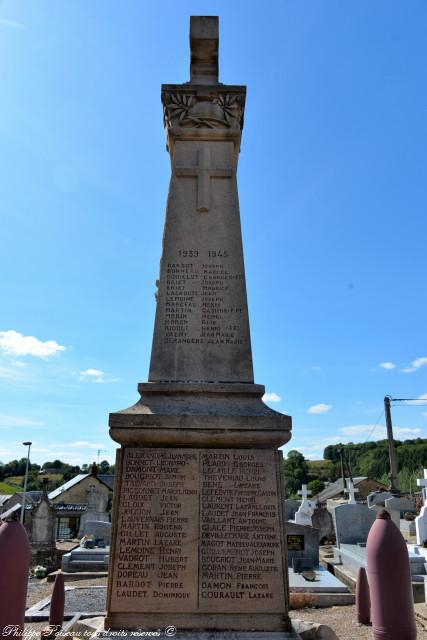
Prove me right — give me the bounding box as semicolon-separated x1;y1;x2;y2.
106;383;291;631
110;383;290;448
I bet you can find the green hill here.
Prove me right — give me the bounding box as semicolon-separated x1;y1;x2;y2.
283;438;427;497
0;481;20;495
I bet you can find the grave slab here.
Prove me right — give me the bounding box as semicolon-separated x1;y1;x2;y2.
288;568;349;593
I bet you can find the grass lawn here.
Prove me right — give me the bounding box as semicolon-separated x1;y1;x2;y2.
0;481;20;494
307;459;332;475
5;475;24;487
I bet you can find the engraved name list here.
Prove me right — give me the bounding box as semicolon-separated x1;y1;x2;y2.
110;448;286;613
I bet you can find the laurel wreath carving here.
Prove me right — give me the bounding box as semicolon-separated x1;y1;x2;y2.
162;92;244;130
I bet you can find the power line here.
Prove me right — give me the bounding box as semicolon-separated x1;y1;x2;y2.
390;398;427;405
364;408;385;444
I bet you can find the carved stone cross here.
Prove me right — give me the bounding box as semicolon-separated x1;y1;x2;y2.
175;146;232;213
416;469;427;504
344;479;359;504
298;484;311;501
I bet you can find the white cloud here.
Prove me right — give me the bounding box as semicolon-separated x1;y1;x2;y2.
402;357;427;374
423;412;427;418
0;18;26;30
69;441;107;449
312;366;321;371
341;424;421;438
80;368;104;378
263;392;281;403
0;441;114;466
308;403;332;414
0;364;26;382
31;446;55;454
380;362;396;370
11;361;26;368
0;330;66;359
0;414;42;428
79;368;118;384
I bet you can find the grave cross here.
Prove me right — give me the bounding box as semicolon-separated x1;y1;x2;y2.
87;484;98;509
345;479;359;504
175;146;232;213
298;484;311;501
416;469;427;504
295;484;314;526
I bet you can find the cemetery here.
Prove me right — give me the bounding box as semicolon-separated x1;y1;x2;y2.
1;8;426;640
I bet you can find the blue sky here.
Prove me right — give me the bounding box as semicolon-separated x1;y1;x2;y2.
1;1;426;466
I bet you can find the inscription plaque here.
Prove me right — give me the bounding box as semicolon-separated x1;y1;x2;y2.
287;534;305;551
108;448;287;615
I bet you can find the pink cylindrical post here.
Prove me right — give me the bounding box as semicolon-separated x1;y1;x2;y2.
356;566;370;624
367;509;416;640
49;573;65;628
0;520;31;635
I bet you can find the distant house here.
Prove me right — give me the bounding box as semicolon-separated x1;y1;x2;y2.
49;471;114;538
313;476;387;504
1;467;114;539
1;491;43;512
0;493;16;514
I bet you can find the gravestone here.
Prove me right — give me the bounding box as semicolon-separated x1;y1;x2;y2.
367;490;393;508
333;503;376;547
416;470;427;545
80;520;112;545
344;479;359;504
385;496;415;515
29;482;58;571
312;505;335;542
294;485;313;526
105;17;292;632
286;521;319;569
417;469;427;503
284;499;300;521
78;484;109;539
385;496;415;534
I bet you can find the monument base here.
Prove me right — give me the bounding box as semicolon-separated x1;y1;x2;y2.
109;382;291;448
105;443;290;631
104;613;291;632
79;615;300;638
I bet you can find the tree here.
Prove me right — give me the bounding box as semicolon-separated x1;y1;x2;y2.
283;450;309;498
63;465;81;481
3;458;27;477
99;460;111;474
307;479;325;496
42;459;66;470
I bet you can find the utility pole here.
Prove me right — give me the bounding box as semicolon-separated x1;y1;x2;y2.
346;447;354;484
21;441;32;525
339;447;346;495
384;395;399;494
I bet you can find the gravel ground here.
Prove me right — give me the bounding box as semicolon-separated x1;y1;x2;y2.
290;605;427;639
26;580;427;640
26;576;108;608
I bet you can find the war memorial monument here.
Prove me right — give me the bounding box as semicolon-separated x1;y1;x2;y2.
105;16;293;632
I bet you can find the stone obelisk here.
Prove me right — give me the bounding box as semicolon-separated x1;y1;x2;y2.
105;16;292;632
